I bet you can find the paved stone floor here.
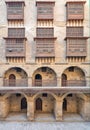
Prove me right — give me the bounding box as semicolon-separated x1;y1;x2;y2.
0;113;90;130
5;112;84;122
0;122;90;130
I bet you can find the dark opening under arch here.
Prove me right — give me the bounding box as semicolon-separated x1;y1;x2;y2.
63;98;67;111
21;97;27;110
62;74;67;86
36;98;42;111
35;74;42;86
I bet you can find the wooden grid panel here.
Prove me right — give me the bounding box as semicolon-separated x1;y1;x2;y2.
66;27;83;37
8;28;25;38
37;28;54;38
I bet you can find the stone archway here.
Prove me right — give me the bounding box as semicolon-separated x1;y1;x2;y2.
3;67;28;87
32;67;57;86
34;92;56;121
2;93;28;121
62;93;85;121
61;66;86;87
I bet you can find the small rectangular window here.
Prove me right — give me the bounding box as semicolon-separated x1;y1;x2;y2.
69;67;74;72
42;93;47;97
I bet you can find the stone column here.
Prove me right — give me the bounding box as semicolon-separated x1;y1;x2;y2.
54;98;63;121
0;97;10;118
28;77;32;87
27;97;34;121
83;98;90;121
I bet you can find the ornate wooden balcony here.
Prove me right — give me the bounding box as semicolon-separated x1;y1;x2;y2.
66;1;86;20
6;1;25;20
36;1;55;20
4;38;26;57
35;38;56;58
65;37;88;57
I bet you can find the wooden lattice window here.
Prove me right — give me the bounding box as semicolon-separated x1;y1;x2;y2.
5;38;25;57
66;1;85;20
66;38;87;57
36;2;55;20
8;28;25;38
37;28;54;38
36;39;55;57
6;1;25;20
66;27;83;37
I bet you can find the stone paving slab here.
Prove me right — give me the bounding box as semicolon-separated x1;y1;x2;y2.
0;122;90;130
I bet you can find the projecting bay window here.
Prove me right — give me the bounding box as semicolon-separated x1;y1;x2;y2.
5;38;25;57
66;1;86;20
36;1;55;20
66;38;87;57
35;27;56;58
6;1;25;20
35;38;55;57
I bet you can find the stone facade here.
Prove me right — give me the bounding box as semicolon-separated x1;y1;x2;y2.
0;0;90;121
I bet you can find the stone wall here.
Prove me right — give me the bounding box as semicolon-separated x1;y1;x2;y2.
10;95;22;112
0;98;10;118
66;97;77;113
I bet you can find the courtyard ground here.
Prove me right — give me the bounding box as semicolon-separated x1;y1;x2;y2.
0;113;90;130
0;121;90;130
